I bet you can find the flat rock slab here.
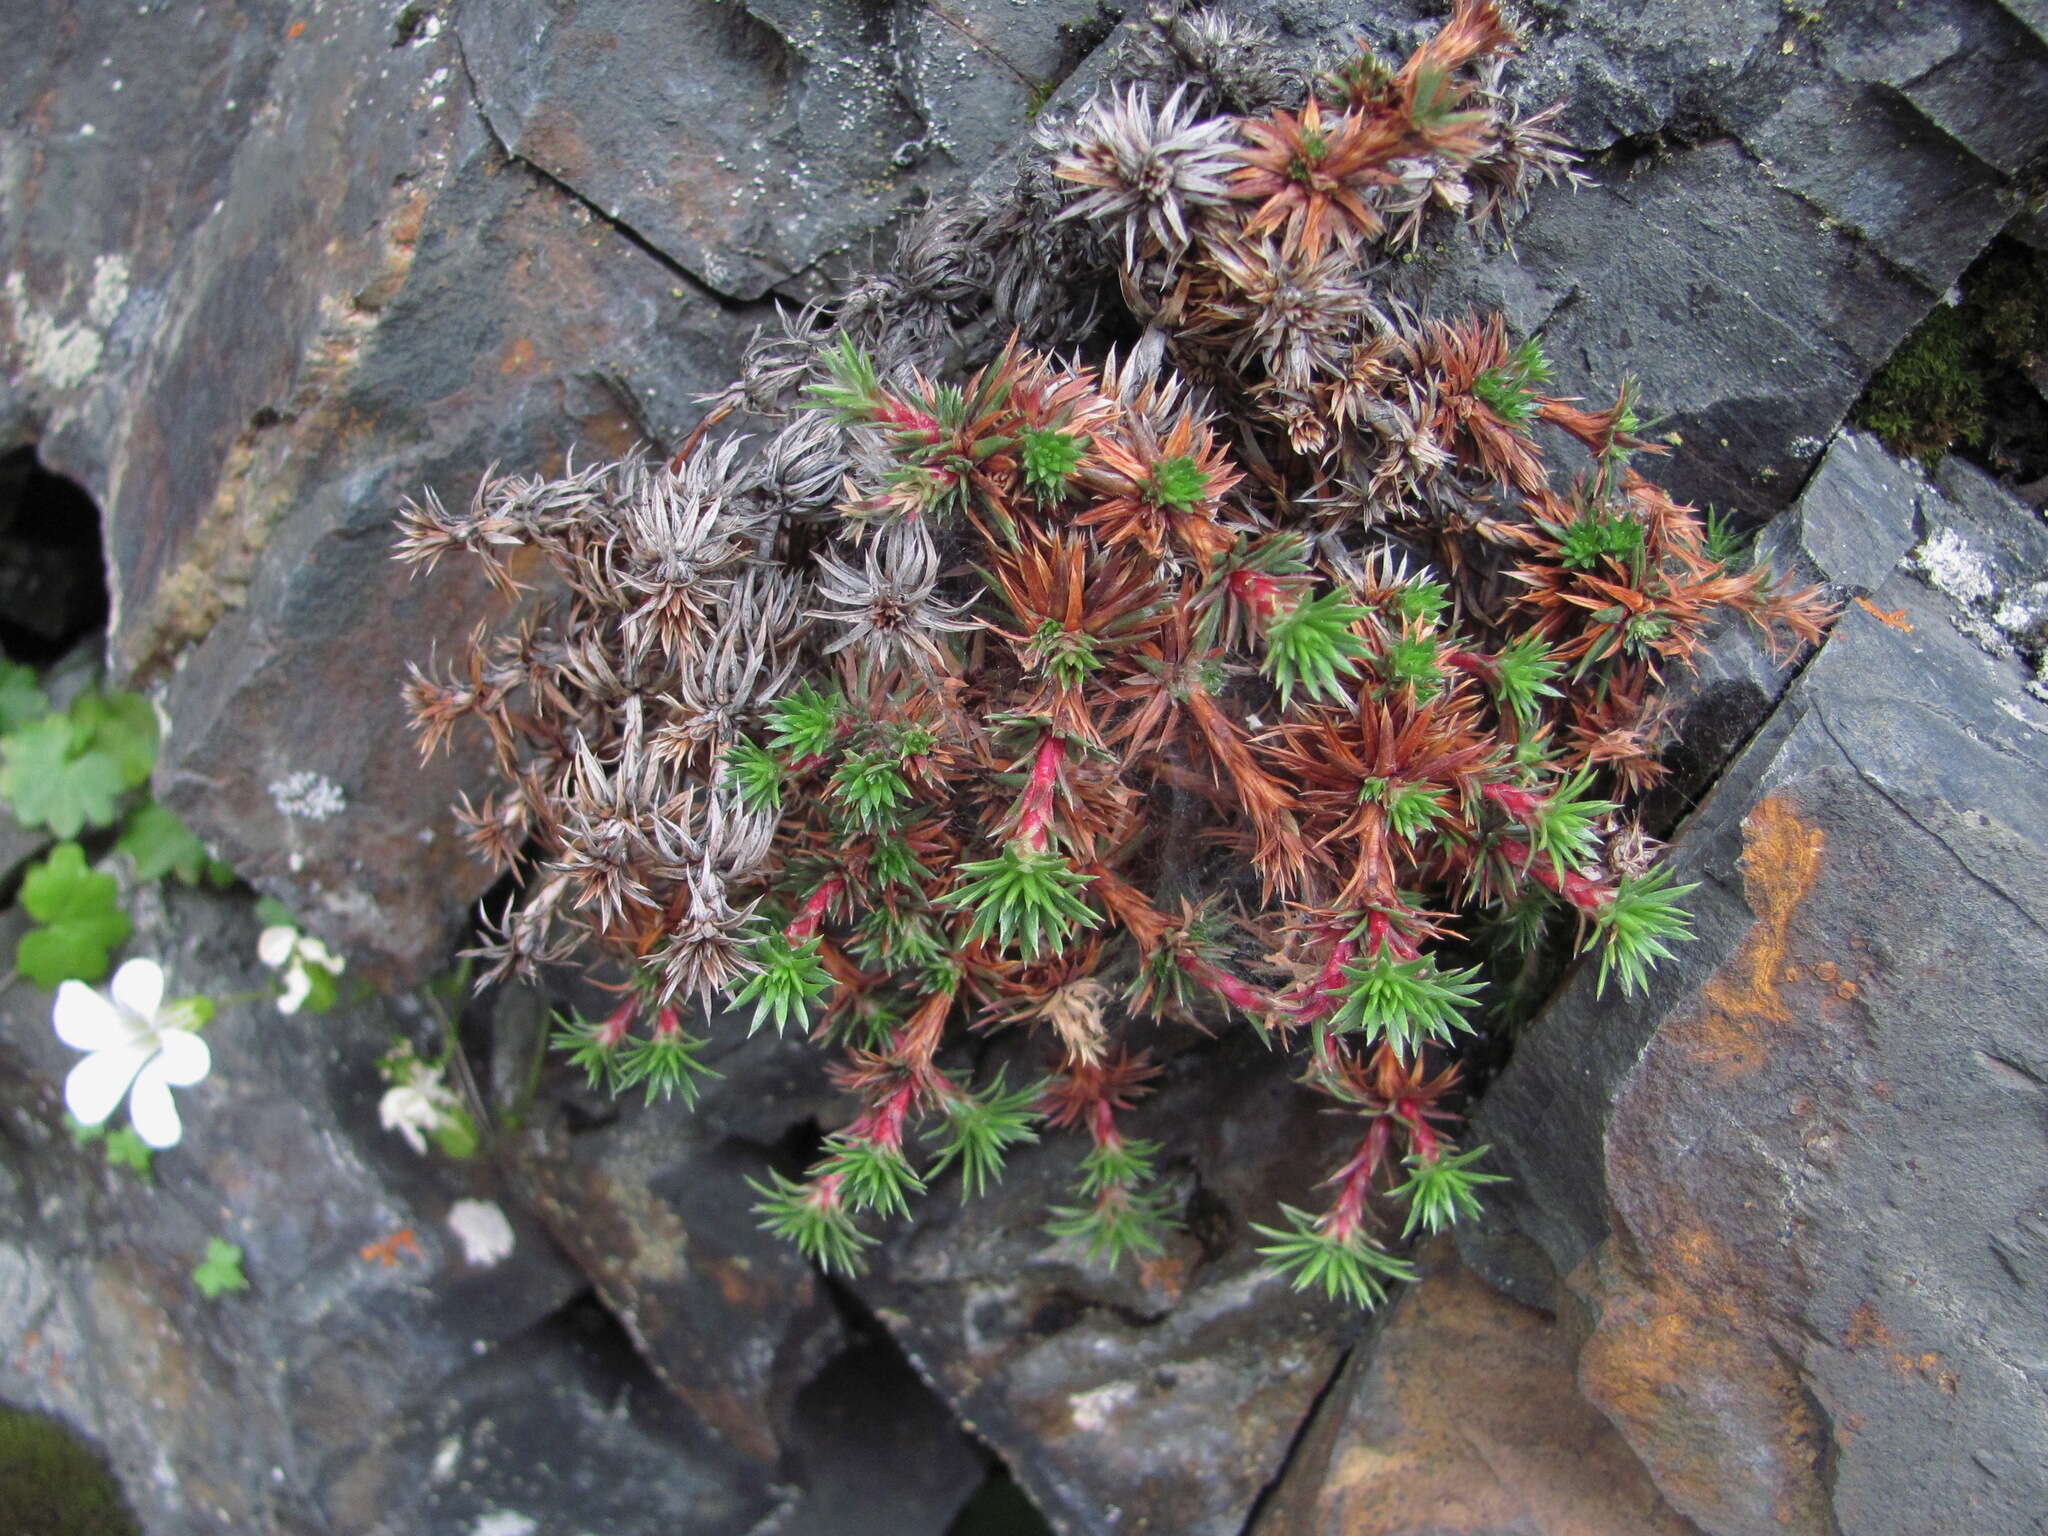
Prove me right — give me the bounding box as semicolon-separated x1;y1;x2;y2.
1252;1239;1697;1536
1467;433;2048;1535
850;1030;1366;1536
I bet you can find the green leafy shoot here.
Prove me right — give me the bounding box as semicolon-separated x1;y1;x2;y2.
115;803;211;884
730;932;833;1035
831;750;911;831
820;1135;926;1220
15;843;131;986
867;834;930;891
1262;591;1371;706
1377;631;1444;698
848;905;945;970
0;659;48;733
1390;1144;1504;1236
1328;948;1483;1058
192;1238;250;1301
808;335;885;424
750;1170;875;1276
1045;1139;1179;1264
551;1009;629;1092
1387;575;1449;627
1020;427;1089;501
1146;454;1210;511
1590;865;1697;997
1489;635;1563;726
1360;777;1447;843
617;1024;720;1107
1253;1205;1416;1308
1551;508;1645;572
1515;767;1613;875
1025;620;1103;686
1471;338;1553;431
942;844;1099;957
1702;506;1751;571
724;738;784;814
925;1070;1041;1199
1128;904;1235;1019
766;682;844;762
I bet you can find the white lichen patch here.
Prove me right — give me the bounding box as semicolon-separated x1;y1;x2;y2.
269;770;347;821
3;270;105;390
1068;1380;1137;1432
1910;526;1997;607
470;1513;537;1536
87;253;130;325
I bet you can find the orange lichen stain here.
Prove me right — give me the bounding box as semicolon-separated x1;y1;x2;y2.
1853;596;1914;632
358;1228;420;1268
286;20;306;38
1688;797;1826;1075
1844;1302;1958;1393
497;336;537;375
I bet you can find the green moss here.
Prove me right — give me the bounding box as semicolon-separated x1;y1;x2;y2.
0;1405;140;1536
1856;238;2048;467
1857;302;1987;463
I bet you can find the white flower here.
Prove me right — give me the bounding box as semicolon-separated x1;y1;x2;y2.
258;923;346;1015
446;1198;515;1267
257;925;298;970
378;1060;459;1154
53;959;212;1149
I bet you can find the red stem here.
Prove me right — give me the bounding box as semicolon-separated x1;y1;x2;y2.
785;876;846;941
1013;732;1067;852
1497;838;1612;912
1176;953;1270;1015
1324;1121;1391;1239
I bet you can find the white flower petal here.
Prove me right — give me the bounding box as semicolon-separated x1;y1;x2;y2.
257;926;298;970
65;1044;152;1127
126;1061;184;1148
447;1199;515;1267
110;958;165;1022
298;937;342;973
277;966;311;1015
152;1030;212;1087
53;981;131;1052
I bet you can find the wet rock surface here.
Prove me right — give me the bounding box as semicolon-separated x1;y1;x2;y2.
1466;433;2048;1535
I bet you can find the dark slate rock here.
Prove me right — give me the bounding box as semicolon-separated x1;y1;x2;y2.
320;1296;778;1536
507;1022;848;1468
458;0;940;302
1250;1240;1696;1536
0;884;701;1536
1463;438;2048;1535
847;1030;1364;1536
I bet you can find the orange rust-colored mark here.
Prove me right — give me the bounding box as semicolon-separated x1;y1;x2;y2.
286;20;306;39
1844;1302;1959;1394
1692;798;1826;1078
1853;596;1913;632
359;1227;421;1268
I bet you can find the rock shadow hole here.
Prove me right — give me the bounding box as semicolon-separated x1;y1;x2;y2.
0;1401;140;1536
0;446;109;665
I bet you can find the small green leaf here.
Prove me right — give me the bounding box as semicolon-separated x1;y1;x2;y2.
116;802;211;884
15;843;130;985
103;1126;154;1180
0;715;126;836
0;660;49;734
69;690;158;790
192;1238;249;1300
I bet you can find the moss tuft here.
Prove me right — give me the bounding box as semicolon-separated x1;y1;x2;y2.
0;1404;140;1536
